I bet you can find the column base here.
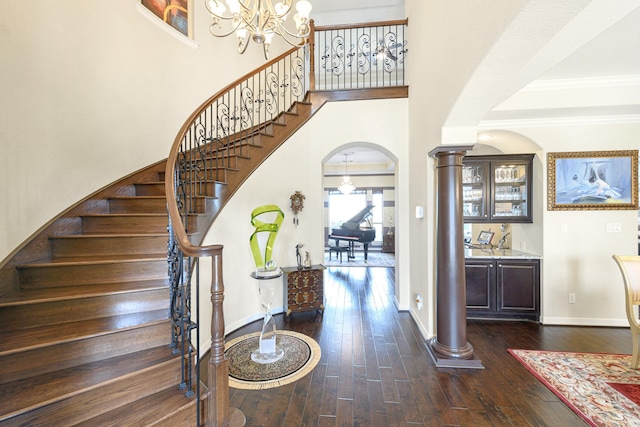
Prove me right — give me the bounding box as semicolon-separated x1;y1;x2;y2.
426;337;484;369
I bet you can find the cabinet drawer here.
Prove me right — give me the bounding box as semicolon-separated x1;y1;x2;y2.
283;265;325;318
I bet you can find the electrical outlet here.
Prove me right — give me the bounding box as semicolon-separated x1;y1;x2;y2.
606;222;622;233
520;241;526;251
568;293;576;304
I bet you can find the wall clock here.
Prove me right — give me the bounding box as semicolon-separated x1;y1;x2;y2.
290;191;305;225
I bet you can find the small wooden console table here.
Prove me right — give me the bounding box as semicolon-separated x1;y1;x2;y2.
282;265;325;319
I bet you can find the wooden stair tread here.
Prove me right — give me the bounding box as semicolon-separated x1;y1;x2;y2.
108;196;166;200
0;279;169;306
0;309;168;354
80;213;168;217
51;233;168;239
207;152;251;159
0;346;179;420
203;165;239;172
18;254;168;267
75;384;197;427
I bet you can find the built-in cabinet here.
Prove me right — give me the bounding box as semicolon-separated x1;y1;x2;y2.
465;257;540;321
463;154;534;223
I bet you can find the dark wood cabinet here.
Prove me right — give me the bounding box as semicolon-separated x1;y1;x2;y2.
282;265;325;319
465;258;540;321
462;154;534;223
382;234;395;253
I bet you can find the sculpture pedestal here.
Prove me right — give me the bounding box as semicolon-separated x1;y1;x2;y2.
251;270;284;364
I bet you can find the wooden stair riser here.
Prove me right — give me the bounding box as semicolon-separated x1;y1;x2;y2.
0;321;170;385
17;259;168;288
202;128;267;152
134;182;165;196
180;181;228;201
185;152;248;171
0;288;169;331
16;260;169;289
81;214;169;234
108;197;168;214
76;386;199;427
50;235;168;259
3;356;182;426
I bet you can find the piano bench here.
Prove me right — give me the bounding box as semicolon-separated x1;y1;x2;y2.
329;246;349;263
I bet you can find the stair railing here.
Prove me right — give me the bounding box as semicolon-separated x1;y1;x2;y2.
165;45;310;426
165;19;408;427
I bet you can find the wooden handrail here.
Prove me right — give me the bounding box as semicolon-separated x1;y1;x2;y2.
164;45;302;258
313;18;408;32
164;40;309;427
164;18;408;426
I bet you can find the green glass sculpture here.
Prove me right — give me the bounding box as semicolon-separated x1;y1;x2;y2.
249;204;284;277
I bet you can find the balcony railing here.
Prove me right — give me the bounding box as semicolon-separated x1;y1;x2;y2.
165;19;407;427
311;20;408;90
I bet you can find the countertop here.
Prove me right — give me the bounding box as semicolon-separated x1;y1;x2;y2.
464;246;542;259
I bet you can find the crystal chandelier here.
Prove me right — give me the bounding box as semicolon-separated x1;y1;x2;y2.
338;153;356;195
205;0;313;59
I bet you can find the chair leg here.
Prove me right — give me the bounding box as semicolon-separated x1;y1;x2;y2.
632;330;640;369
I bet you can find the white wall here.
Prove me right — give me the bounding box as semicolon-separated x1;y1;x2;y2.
512;123;639;326
4;0;636;356
0;1;267;262
204;98;409;336
405;0;529;339
405;1;640;342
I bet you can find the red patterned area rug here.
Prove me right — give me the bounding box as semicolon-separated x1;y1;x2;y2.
509;349;640;426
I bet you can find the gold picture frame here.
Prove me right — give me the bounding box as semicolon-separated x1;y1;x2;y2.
140;0;192;38
547;150;638;211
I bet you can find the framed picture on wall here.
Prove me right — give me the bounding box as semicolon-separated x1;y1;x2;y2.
547;150;638;211
139;0;192;38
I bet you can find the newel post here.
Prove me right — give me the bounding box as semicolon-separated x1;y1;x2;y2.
208;250;245;426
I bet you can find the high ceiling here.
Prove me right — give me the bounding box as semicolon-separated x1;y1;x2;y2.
323;1;640;166
538;6;640;80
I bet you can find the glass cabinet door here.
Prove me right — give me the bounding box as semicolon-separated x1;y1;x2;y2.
463;163;487;220
491;161;529;220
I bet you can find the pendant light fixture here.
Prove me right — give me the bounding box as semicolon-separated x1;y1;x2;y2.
338;153;356;195
205;0;313;59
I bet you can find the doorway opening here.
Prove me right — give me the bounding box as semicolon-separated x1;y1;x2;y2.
322;145;397;267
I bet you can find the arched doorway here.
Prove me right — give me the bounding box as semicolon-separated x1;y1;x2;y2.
322;143;398;267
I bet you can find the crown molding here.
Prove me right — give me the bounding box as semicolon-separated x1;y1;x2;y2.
479;113;640;129
522;75;640;92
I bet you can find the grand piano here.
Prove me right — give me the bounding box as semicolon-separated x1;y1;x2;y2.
328;205;376;261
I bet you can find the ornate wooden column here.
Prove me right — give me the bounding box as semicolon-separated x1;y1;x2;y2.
427;146;483;369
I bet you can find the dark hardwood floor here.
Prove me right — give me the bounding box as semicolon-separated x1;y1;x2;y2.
224;266;631;426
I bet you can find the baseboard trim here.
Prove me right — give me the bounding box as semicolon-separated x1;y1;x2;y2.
541;316;629;327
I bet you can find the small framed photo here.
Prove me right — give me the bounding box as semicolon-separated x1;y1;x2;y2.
547;150;638;211
477;230;494;245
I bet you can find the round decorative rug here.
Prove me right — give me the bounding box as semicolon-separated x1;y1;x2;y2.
225;330;321;390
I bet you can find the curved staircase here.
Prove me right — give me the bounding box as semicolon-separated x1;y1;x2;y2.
0;162;197;425
0;19;409;425
0;95;324;425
